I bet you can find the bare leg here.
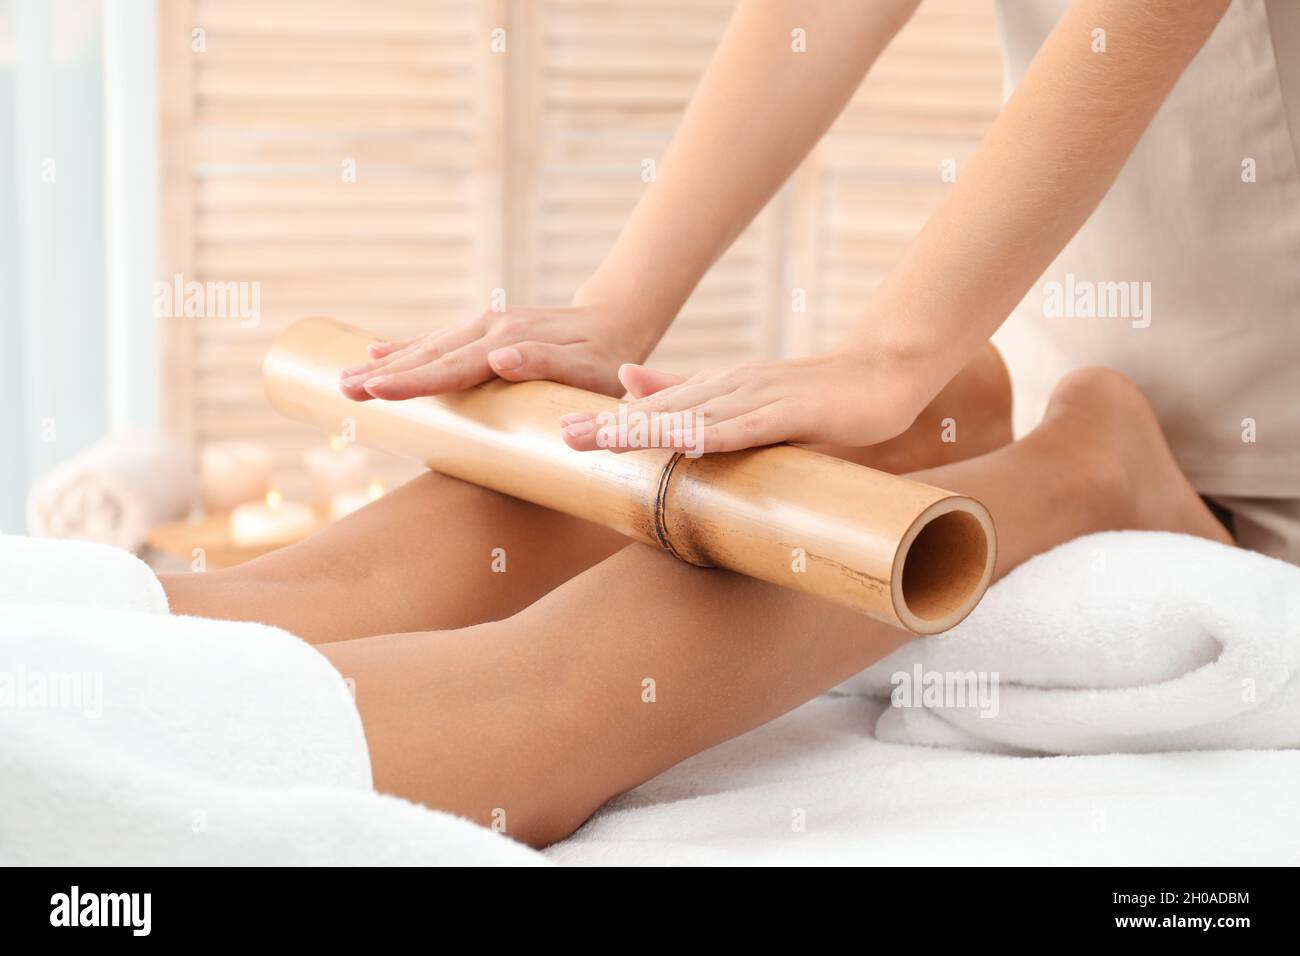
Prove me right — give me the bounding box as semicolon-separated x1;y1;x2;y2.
161;475;627;642
162;345;1013;642
318;367;1233;846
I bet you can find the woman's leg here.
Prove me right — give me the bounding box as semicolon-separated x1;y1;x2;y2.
161;473;628;642
319;367;1234;846
161;345;1012;643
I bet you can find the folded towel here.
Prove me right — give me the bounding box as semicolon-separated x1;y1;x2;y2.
25;428;195;552
838;531;1300;755
0;535;543;865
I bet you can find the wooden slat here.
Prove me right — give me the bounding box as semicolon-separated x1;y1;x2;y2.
196;207;477;240
194;0;476;38
195;65;473;102
194;176;474;207
197;238;470;273
196;34;472;68
191;132;476;169
235;274;472;304
194;100;475;132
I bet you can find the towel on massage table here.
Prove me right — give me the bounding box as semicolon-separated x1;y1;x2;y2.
2;530;1297;865
836;531;1300;755
547;694;1300;865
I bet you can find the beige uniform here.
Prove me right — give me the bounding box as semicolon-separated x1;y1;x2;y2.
992;0;1300;561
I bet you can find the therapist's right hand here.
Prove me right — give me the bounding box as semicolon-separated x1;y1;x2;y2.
338;301;654;401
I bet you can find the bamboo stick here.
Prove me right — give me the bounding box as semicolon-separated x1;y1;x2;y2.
263;317;996;634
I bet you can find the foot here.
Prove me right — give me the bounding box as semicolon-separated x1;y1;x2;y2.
1038;367;1234;546
815;343;1014;472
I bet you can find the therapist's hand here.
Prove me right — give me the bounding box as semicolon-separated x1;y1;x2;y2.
339;299;658;401
560;348;931;455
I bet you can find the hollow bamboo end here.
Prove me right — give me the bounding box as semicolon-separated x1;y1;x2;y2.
890;496;996;636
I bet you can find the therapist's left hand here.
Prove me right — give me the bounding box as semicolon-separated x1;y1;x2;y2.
560;348;930;455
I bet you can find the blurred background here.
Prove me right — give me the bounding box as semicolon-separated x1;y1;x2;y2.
0;0;1000;565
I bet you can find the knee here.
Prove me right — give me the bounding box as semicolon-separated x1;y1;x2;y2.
1050;365;1144;402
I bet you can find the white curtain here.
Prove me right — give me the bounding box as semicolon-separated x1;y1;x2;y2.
0;0;155;533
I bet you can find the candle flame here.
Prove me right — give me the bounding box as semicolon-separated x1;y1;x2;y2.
266;489;283;508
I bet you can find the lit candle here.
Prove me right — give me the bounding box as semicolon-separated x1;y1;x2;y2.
328;480;386;522
200;442;272;514
229;490;318;548
304;436;371;506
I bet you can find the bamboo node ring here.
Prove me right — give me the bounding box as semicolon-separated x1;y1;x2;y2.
652;451;708;566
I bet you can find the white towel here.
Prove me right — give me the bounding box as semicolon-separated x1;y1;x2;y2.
838;531;1300;755
0;535;168;614
25;428;195;551
8;530;1297;866
0;535;544;865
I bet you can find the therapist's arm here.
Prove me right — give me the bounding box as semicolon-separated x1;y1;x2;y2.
575;0;922;341
568;0;1230;453
855;0;1229;392
346;0;921;401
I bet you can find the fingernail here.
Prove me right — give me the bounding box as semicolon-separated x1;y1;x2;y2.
363;376;389;390
560;412;593;426
368;342;389;355
341;364;367;377
488;347;523;371
564;420;595;438
342;373;368;387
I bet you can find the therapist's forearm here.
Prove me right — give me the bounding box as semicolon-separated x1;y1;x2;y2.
852;0;1229;399
577;0;921;336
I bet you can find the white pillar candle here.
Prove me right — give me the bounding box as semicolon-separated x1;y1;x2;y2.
229;490;318;548
328;480;386;522
304;436;371;505
200;442;272;514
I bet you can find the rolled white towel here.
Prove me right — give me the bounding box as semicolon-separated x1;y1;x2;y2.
25;429;195;552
